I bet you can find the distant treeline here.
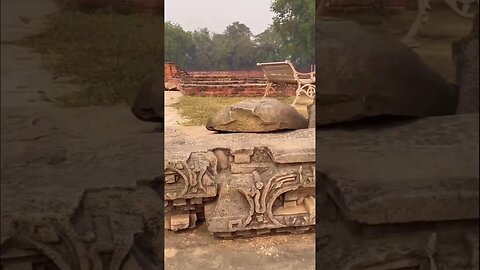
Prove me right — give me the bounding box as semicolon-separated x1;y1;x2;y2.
165;0;314;71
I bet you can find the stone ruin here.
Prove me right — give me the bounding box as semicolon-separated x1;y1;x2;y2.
164;62;187;91
163;62;299;97
164;128;316;237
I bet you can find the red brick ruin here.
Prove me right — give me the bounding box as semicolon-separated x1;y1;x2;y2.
164;62;298;97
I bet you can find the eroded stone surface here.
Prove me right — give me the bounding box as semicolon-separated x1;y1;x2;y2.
317;114;479;224
206;98;309;132
164;128;316;236
315;113;479;269
316;18;458;125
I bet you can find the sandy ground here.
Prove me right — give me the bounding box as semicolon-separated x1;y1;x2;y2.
164;91;184;127
165;224;315;270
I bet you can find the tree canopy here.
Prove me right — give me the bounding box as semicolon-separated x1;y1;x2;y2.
164;0;314;71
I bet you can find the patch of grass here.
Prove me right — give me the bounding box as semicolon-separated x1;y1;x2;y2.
172;95;311;126
16;10;163;106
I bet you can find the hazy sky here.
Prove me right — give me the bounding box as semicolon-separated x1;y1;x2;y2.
165;0;275;35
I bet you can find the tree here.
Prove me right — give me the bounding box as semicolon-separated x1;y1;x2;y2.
190;28;215;70
254;25;287;62
271;0;315;67
164;22;194;68
222;22;257;70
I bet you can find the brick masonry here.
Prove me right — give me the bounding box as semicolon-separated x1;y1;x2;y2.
181;84;298;97
164;63;299;97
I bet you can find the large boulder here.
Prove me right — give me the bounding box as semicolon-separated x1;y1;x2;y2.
316;18;458;125
206;98;308;133
131;75;163;122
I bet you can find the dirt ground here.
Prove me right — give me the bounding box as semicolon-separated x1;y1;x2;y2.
165;224;315;270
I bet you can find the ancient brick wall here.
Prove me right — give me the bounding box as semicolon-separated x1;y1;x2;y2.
453;13;479;114
188;70;265;78
164;64;300;97
181;84;297;97
165;62;189;78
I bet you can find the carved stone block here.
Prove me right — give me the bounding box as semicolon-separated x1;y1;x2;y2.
233;149;254;164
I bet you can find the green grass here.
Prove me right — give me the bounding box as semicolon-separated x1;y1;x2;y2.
172;95;311;126
15;10;163;106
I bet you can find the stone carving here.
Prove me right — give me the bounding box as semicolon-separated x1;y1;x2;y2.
164;151;218;200
163;151;218;231
164;145;316;238
236;167;313;229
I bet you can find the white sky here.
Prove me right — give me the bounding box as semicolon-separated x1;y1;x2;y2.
165;0;275;35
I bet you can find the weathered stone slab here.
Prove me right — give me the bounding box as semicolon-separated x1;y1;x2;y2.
165;127;315;165
317;114;479;224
